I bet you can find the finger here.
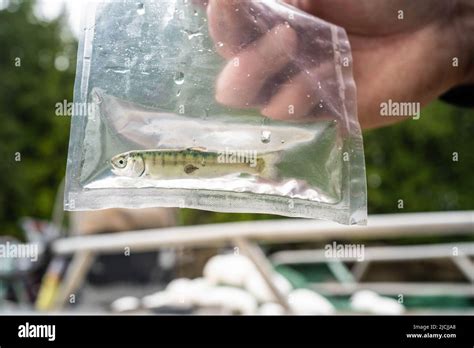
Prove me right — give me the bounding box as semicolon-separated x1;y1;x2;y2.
207;0;271;59
261;63;339;120
215;24;298;108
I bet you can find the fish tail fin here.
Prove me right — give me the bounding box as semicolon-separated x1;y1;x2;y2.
257;151;281;181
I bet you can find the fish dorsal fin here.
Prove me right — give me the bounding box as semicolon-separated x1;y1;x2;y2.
186;146;207;152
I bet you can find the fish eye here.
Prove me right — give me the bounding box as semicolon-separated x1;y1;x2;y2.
114;156;127;169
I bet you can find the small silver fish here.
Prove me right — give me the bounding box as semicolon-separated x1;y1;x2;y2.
110;147;278;180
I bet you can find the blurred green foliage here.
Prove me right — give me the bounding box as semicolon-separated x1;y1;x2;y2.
0;1;472;237
0;1;76;238
365;102;474;214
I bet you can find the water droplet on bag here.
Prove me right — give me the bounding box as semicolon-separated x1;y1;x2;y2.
111;68;130;74
182;29;203;40
261;130;271;144
174;71;185;85
136;2;145;15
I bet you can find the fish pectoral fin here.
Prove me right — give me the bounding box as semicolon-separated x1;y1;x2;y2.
186;146;207;152
184;164;199;174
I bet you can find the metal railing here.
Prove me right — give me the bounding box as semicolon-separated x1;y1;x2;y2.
46;211;473;311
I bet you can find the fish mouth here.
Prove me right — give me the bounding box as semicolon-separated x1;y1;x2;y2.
110;162;123;176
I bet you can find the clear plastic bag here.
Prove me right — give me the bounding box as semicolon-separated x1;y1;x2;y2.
65;0;367;224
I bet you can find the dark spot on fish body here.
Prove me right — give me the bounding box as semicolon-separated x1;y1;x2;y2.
184;164;199;174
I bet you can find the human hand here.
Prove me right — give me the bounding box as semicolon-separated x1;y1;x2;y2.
205;0;474;128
